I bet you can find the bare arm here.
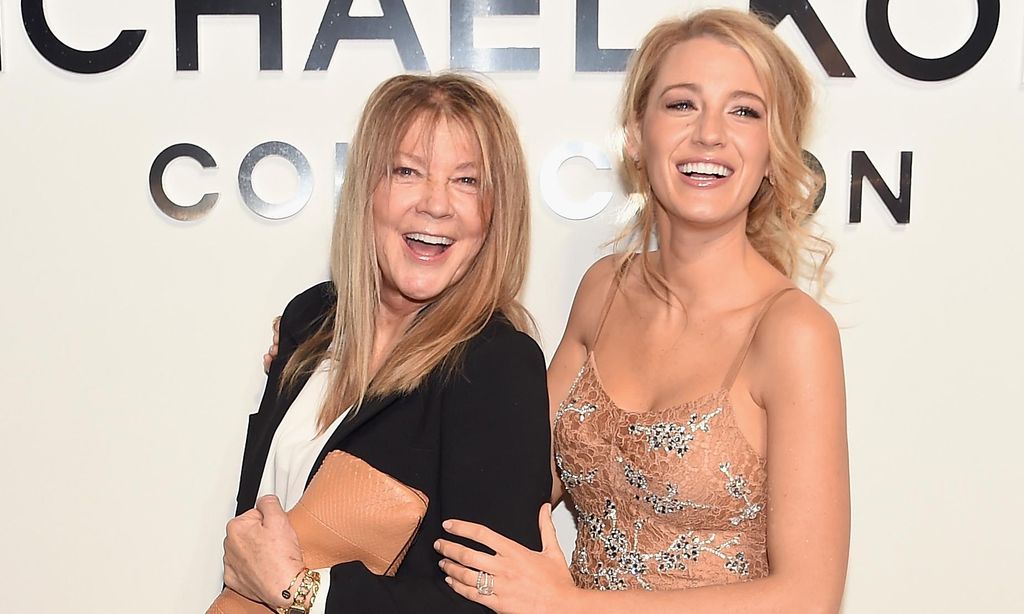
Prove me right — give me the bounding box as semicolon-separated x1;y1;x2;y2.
545;257;621;504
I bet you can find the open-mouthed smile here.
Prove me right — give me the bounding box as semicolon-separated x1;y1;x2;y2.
677;160;734;188
403;232;455;260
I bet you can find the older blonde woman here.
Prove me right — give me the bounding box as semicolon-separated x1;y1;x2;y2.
221;73;551;613
436;10;850;613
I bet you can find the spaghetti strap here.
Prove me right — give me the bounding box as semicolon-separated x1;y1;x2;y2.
721;287;797;390
592;255;635;348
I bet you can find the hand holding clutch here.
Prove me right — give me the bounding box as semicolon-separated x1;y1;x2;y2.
208;451;429;614
222;494;304;609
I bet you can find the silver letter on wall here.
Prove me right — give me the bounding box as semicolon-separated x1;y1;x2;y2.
23;0;146;74
450;0;539;71
307;0;428;71
849;151;913;224
575;0;632;72
238;142;314;220
175;0;283;71
541;142;612;220
149;144;219;222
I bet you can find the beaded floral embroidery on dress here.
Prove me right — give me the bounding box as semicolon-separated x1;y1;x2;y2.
553;354;770;591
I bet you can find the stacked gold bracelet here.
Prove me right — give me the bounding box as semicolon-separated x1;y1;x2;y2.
277;568;321;614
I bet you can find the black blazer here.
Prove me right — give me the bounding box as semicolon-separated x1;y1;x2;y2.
234;282;552;613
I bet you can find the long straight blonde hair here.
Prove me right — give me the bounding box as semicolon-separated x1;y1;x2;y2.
617;9;832;296
282;73;534;430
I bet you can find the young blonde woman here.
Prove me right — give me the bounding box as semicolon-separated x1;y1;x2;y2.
435;10;850;613
221;73;551;613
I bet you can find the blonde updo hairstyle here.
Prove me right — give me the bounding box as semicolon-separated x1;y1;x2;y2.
618;9;831;293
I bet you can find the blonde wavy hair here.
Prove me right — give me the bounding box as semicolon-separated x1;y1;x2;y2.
617;9;831;294
283;73;534;430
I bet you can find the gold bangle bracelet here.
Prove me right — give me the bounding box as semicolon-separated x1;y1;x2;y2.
278;568;320;614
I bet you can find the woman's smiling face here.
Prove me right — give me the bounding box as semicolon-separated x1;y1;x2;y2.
372;116;487;311
633;36;771;229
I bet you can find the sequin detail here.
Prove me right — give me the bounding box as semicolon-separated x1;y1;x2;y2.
556;401;597;423
572;499;753;590
627;407;722;457
556;454;596;490
554;363;596;424
720;463;764;526
619;457;710;515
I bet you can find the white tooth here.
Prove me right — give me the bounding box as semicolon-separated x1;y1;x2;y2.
682;162;731;177
406;232;453;246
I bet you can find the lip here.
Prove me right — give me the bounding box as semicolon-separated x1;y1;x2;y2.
676;157;734;189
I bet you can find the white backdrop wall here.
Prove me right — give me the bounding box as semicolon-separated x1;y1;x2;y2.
2;1;1022;612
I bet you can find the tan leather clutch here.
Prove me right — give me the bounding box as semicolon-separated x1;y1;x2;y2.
207;450;429;614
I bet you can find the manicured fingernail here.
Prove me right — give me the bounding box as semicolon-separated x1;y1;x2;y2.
433;540;441;549
445;576;453;585
443;520;453;529
438;560;445;569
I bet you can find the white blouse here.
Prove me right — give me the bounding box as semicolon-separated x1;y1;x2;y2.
256;360;348;613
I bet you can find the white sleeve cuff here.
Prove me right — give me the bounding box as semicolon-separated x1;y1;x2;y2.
309;567;331;614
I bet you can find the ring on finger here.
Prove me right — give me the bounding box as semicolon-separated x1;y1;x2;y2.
475;570;495;596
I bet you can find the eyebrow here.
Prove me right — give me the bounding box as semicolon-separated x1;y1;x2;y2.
660;82;767;107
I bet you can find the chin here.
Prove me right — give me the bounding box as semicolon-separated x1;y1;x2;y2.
397;279;452;304
666;198;747;226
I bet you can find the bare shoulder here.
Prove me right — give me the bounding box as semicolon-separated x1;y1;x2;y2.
750;289;844;403
575;254;621;303
756;288;841;351
564;254;622;347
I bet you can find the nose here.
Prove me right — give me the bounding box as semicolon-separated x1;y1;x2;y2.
693;110;724;148
416;176;455;219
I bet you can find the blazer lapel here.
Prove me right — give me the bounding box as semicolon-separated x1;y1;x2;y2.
305;391;401;488
235;367;312;513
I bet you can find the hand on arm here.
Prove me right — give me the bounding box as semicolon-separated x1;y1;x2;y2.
263;316;282;374
436;503;579;614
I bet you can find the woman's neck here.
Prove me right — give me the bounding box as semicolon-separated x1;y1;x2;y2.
651;210;762;308
370;295;422;376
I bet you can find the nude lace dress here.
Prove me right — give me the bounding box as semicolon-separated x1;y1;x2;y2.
553;282;794;591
